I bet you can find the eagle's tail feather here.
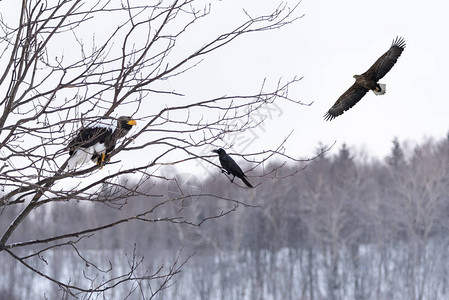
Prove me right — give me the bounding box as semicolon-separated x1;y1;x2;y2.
67;149;91;170
373;83;386;95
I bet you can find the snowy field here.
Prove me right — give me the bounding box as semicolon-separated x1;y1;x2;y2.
2;240;449;300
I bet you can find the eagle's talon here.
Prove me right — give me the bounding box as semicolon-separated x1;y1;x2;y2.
96;153;108;169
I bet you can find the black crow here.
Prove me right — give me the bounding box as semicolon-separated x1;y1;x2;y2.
212;148;253;188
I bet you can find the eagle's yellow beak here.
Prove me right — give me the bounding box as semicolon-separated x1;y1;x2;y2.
127;120;137;126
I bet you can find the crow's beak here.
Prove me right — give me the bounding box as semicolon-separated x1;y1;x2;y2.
211;150;218;154
127;120;137;126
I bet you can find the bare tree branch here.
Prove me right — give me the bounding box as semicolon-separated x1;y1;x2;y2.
0;0;311;297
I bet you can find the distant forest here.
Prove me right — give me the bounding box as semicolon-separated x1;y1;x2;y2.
2;133;449;299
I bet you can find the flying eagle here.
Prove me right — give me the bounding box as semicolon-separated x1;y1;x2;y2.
212;148;253;188
324;36;406;121
67;116;137;169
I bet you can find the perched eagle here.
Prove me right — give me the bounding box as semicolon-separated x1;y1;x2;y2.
324;36;406;121
67;116;137;169
212;148;253;188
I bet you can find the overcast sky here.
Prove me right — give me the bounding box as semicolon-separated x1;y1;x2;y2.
3;0;447;177
172;0;449;163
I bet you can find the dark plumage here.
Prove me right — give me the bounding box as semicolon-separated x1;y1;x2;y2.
212;148;253;188
68;116;137;169
324;37;406;121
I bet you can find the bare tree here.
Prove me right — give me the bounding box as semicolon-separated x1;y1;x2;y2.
0;0;308;298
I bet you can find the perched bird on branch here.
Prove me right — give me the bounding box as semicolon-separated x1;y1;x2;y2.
324;36;406;121
67;116;137;169
212;148;253;188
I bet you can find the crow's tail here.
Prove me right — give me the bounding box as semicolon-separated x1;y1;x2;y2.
241;176;253;188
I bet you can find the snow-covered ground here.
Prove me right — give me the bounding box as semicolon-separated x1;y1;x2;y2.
3;239;449;299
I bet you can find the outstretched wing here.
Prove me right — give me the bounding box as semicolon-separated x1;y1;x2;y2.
364;36;406;81
324;83;368;121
